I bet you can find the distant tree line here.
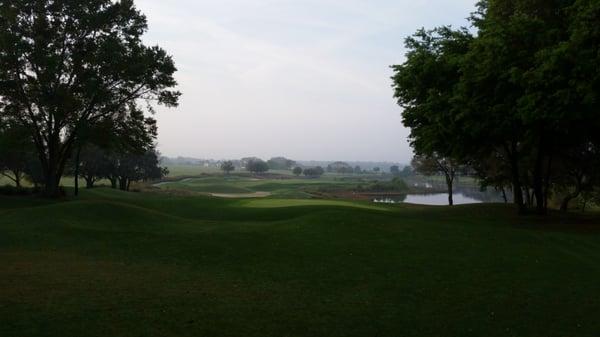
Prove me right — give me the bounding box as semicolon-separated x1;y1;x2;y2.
392;0;600;213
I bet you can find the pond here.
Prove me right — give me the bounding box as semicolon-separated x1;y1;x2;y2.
373;189;507;206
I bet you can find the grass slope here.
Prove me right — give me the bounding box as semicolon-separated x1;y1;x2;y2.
1;188;600;337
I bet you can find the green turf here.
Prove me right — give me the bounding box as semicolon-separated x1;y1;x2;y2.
158;175;362;198
1;188;600;337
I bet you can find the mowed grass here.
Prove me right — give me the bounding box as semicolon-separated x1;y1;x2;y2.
1;188;600;337
158;175;358;198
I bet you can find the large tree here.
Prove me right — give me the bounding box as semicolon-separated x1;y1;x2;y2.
392;27;472;207
393;0;600;214
0;0;180;197
457;0;577;214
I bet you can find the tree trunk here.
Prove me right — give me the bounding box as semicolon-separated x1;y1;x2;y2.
74;146;81;196
533;152;546;215
508;146;526;214
543;155;553;210
501;187;508;203
42;136;69;198
524;187;533;208
12;170;21;188
119;177;128;191
109;177;117;189
85;176;95;189
445;174;454;206
560;180;582;212
44;169;62;197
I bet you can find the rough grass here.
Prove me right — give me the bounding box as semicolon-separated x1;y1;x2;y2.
1;188;600;337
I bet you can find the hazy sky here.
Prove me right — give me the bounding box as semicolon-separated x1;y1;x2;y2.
136;0;476;164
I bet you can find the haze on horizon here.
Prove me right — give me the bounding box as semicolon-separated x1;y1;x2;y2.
137;0;476;164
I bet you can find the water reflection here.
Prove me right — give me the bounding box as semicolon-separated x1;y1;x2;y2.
373;188;507;206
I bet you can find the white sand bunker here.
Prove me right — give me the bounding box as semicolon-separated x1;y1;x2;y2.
211;192;271;199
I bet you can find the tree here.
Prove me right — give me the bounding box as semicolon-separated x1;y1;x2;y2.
72;103;161;192
390;165;401;176
392;26;473;207
292;167;303;176
267;157;296;170
392;1;600;214
303;166;324;178
77;144;110;189
221;161;235;175
246;159;269;174
327;161;352;174
553;141;600;211
0;123;33;188
0;0;180;197
354;165;362;174
373;167;381;173
472;151;513;204
412;154;460;206
113;147;166;191
400;166;413;177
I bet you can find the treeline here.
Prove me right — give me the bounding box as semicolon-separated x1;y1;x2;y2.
221;157;403;178
392;0;600;214
0;106;168;193
0;0;179;196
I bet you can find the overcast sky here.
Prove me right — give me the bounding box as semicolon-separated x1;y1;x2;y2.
135;0;476;164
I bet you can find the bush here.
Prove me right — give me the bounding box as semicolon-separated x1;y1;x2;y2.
356;177;408;193
0;185;35;196
303;166;325;178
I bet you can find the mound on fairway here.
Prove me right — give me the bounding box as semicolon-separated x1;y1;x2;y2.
1;188;600;337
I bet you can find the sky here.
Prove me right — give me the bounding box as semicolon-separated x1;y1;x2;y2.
135;0;477;164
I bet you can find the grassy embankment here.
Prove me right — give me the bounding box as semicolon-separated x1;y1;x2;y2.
1;187;600;337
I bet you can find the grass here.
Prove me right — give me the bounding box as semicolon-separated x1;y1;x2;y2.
1;187;600;337
157;174;361;198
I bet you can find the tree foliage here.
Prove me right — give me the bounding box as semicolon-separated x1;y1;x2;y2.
303;166;325;178
246;159;269;174
220;161;235;175
412;154;461;206
267;157;295;170
292;166;303;176
0;0;179;196
392;0;600;213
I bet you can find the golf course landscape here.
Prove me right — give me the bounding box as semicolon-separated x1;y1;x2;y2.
2;0;600;336
1;177;600;337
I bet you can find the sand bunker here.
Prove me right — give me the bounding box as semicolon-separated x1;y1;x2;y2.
211;192;271;199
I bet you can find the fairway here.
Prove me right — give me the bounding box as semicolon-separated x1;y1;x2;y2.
240;198;391;211
1;188;600;337
157;175;362;199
